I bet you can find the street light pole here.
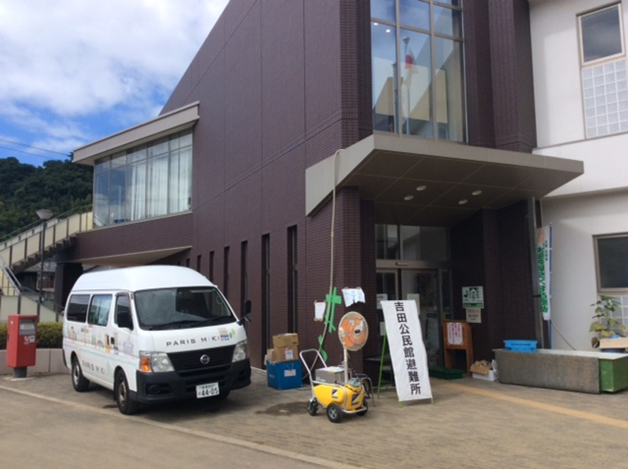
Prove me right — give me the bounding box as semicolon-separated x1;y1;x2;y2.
36;209;53;314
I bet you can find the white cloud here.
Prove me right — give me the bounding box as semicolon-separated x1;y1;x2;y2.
0;0;229;163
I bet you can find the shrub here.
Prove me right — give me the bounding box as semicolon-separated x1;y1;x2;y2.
0;322;63;350
37;322;63;348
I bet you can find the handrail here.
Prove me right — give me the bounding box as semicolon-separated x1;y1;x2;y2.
0;254;21;294
0;209;93;272
0;204;92;247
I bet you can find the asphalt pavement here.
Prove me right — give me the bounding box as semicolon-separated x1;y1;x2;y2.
2;368;628;468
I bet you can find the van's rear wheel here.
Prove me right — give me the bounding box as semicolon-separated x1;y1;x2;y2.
71;357;90;392
115;371;139;415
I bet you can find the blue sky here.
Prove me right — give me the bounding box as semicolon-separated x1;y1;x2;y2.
0;0;229;166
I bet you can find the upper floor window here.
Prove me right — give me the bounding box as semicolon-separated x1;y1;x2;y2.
579;4;628;138
93;130;192;227
580;4;623;64
371;0;465;142
376;224;449;261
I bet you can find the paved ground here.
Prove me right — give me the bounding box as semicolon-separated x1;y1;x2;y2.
2;368;628;468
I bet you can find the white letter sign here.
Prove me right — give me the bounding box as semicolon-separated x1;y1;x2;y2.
381;300;432;402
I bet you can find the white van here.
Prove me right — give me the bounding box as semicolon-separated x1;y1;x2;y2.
62;265;251;414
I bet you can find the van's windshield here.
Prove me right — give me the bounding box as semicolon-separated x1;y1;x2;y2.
134;287;236;330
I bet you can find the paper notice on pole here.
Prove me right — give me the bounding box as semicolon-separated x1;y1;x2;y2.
314;302;326;321
381;300;432;402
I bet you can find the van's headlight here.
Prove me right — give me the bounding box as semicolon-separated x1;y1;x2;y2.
232;340;248;362
139;351;174;372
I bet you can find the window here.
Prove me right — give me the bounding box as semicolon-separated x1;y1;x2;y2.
595;234;628;329
371;0;465;142
596;235;628;290
134;287;235;330
209;251;215;282
114;294;133;330
262;234;271;347
224;246;230;300
93;130;192;227
88;295;112;326
65;295;89;323
288;226;298;332
579;4;628;138
241;241;248;312
376;224;449;261
580;5;623;64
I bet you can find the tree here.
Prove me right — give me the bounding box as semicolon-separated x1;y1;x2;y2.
0;157;93;240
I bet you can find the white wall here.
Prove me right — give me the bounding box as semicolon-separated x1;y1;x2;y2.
542;191;628;350
531;0;628;195
536;133;628;196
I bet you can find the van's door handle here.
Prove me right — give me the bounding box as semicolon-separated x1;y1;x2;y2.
110;337;115;345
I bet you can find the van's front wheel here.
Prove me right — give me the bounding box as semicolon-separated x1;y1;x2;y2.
71;357;90;392
115;371;139;415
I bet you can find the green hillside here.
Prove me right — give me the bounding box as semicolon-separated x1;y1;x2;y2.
0;157;93;240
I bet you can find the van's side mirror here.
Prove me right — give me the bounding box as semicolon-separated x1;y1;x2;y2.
117;311;134;330
238;300;252;325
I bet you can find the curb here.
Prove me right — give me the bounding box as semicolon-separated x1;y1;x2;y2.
0;349;67;375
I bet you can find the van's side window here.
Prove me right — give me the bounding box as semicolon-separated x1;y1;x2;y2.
115;295;133;330
88;295;112;327
66;295;90;323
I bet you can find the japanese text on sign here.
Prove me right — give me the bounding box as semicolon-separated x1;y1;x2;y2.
381;300;432;402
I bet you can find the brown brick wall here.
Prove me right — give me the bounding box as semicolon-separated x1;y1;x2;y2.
451;201;535;364
163;0;371;367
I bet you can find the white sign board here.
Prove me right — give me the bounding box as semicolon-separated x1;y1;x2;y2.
466;308;481;323
381;300;432;402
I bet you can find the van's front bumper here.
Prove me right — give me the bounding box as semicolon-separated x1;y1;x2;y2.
132;358;251;404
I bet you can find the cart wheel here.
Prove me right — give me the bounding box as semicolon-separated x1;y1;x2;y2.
357;398;368;416
307;398;318;416
327;403;343;423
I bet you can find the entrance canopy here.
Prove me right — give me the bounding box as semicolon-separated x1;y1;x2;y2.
306;134;584;226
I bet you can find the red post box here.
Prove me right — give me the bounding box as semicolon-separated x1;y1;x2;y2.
6;315;38;378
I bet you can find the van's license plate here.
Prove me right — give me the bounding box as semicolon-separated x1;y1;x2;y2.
196;382;219;398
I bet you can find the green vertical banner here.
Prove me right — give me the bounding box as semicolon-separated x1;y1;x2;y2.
536;226;551;321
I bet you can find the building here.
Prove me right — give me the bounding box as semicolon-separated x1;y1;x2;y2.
531;0;628;351
59;0;584;372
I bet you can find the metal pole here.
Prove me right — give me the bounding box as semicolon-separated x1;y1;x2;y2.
37;219;46;320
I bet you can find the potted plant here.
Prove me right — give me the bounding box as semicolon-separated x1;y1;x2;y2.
590;295;628;350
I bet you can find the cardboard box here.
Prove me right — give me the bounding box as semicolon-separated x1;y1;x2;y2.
470;360;492;376
273;333;299;349
269;345;299;363
599;337;628;350
267;360;302;390
315;366;345;384
473;370;498;381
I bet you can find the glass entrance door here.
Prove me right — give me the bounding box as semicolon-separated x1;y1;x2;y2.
401;269;441;368
377;268;445;368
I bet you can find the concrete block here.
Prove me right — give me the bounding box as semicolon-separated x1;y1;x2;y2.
495;349;600;394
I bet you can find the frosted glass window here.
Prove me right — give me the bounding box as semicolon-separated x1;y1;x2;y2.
583;61;628;138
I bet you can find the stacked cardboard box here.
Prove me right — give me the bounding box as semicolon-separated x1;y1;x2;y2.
267;333;299;363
